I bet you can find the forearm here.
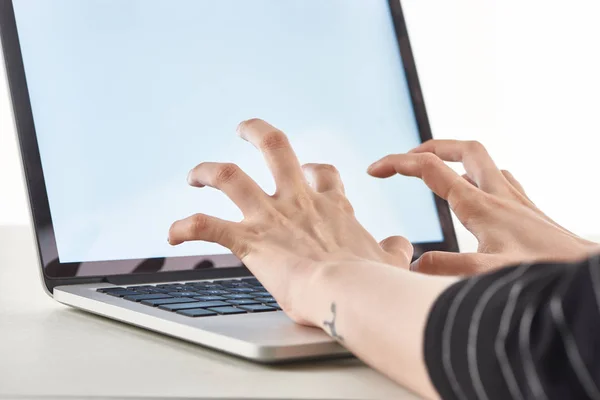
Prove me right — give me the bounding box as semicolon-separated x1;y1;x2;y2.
302;260;457;399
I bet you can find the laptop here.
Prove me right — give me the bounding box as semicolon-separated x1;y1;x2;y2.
0;0;458;362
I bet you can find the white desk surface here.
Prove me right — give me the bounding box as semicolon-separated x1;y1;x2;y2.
0;225;418;400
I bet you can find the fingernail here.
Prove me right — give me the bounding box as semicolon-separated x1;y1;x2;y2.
409;259;419;272
187;172;206;188
367;161;380;173
236;120;246;137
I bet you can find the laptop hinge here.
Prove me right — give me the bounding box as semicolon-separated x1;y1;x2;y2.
106;266;251;286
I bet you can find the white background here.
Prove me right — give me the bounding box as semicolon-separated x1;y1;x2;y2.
2;0;600;248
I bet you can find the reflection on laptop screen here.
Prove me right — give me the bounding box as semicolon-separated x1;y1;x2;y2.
12;0;443;264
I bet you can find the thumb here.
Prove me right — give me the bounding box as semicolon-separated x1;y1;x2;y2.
379;235;413;266
411;251;489;276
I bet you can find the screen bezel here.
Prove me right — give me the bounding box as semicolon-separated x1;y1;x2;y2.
0;0;459;293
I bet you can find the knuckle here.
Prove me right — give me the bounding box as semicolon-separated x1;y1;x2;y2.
214;163;239;185
291;190;314;210
446;175;464;199
394;236;411;249
317;164;339;174
191;214;209;235
455;193;490;228
417;252;437;271
259;130;288;151
327;191;353;212
390;238;414;260
338;196;354;214
231;240;251;260
380;236;397;249
467;140;486;154
419;153;442;170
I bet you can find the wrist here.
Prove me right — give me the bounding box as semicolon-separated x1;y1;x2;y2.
295;258;379;328
291;260;347;327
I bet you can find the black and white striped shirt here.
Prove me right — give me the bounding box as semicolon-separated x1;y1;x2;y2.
424;256;600;400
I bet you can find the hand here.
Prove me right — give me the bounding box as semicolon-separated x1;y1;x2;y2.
368;140;599;275
168;119;413;324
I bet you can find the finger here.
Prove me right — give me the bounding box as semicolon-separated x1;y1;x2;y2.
187;162;269;215
302;163;344;193
379;235;413;265
500;170;575;235
237;119;305;192
368;153;483;222
501;170;527;196
411;251;491;276
462;173;477;187
409;140;506;193
168;213;245;252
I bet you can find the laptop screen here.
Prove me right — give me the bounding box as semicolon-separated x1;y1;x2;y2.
11;0;444;272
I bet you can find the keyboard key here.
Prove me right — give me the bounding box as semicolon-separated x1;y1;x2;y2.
193;296;226;301
206;306;246;315
223;294;255;300
160;285;196;291
227;288;256;293
254;297;276;303
132;286;163;292
217;280;249;287
167;292;199;297
201;290;229;295
229;283;253;288
103;290;139;297
126;285;154;290
272;303;282;310
251;292;271;297
190;283;224;289
180;285;202;291
97;287;128;293
241;278;260;284
141;297;197;306
146;288;171;294
156;283;184;288
166;286;193;292
189;292;211;297
238;304;277;313
226;299;261;305
158;301;230;311
124;294;172;302
176;308;217;317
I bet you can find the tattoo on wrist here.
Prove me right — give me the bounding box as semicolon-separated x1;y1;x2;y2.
323;302;343;341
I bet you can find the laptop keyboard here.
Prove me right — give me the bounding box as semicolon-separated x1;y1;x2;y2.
96;278;281;317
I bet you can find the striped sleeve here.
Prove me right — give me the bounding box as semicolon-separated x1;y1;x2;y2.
424;255;600;400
